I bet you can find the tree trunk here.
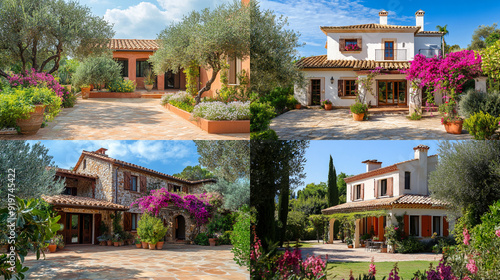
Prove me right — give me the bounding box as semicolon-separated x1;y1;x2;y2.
0;69;10;79
195;66;219;105
277;166;290;247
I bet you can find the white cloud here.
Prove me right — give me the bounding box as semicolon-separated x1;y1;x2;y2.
103;0;229;39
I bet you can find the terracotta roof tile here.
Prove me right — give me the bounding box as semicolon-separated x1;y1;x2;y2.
321;23;420;33
76;151;216;185
55;168;98;179
417;31;445;35
108;39;159;51
322;195;447;214
42;195;129;210
296;55;410;70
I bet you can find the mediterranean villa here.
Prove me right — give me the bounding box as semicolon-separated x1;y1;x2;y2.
42;148;215;246
322;145;452;248
295;10;487;113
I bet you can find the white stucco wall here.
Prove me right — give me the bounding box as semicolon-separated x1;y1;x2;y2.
347;171;399;202
326;32;415;61
389;208;453;237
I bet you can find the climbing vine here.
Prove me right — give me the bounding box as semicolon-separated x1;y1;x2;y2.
183;60;199;97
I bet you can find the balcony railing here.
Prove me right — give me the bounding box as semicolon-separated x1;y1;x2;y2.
375;49;407;61
418;49;442;58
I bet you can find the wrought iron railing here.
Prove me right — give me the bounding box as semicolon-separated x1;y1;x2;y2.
375;49;407;61
418;49;442;58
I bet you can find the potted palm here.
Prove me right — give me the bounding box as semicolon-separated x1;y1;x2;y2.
350;101;368;121
321;99;333;110
144;69;155;92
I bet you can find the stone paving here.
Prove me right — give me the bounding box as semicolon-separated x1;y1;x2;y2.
297;240;442;263
0;98;249;140
24;244;249;280
270;108;473;140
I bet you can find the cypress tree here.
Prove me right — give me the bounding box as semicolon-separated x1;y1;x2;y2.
327;155;338;207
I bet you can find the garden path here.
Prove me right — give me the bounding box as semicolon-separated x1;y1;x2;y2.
270;109;472;140
0;98;249;140
24;244;249;280
296;240;442;263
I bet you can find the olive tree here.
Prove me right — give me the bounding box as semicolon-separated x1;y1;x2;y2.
72;55;121;89
0;0;114;78
429;141;500;225
149;0;250;104
0;141;65;205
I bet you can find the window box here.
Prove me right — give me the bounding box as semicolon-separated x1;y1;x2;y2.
339;38;363;53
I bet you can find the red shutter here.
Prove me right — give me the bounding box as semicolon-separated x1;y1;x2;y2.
338;79;344;97
443;216;449;237
357;38;362;50
404;215;409;236
422;215;431;237
387;177;393;197
124;171;131;190
339;39;345;51
94;214;101;245
140;176;147;193
361;184;364;200
124;212;132;231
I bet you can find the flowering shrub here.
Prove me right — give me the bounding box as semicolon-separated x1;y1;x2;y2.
8;69;65;98
191;101;251;121
160;91;195;112
251;229;327;279
344;44;361;51
321;99;332;105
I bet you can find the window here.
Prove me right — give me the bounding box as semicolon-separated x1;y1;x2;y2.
405;172;411;189
380;179;388;196
130;176;138;192
83;159;86;170
63;187;77;196
345;80;357;96
341;39;361;51
355;184;361;200
410;215;420;236
173;185;181;192
131;213;138;230
228;56;242;85
116;59;128;77
433;216;441;236
136;61;151;77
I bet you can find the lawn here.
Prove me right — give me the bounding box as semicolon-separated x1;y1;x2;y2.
282;241;321;248
327;260;438;279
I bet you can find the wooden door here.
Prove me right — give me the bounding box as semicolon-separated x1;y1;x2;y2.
310;79;321;105
94;214;101;245
81;214;92;244
384;41;394;60
69;214;80;244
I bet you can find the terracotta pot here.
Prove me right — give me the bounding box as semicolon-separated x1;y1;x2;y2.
114;242;120;247
361;243;366;248
295;104;301;109
156;241;164;250
381;247;387;253
107;240;112;246
348;245;353;248
443;120;463;134
148;243;156;250
135;243;141;248
141;241;148;249
81;87;90;99
352;113;364;121
89;84;94;91
57;244;64;250
48;244;57;253
145;84;154;92
99;241;105;246
16;105;45;135
324;104;333;110
209;238;218;247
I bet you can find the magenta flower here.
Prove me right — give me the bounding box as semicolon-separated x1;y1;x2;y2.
466;258;478;274
368;257;376;275
496;229;500;238
463;227;470;245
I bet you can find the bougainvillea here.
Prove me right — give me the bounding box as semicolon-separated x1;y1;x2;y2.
131;188;222;226
8;69;66;98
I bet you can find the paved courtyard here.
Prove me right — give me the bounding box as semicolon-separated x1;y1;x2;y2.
24;244;248;280
270;109;473;140
0;98;249;140
296;241;442;263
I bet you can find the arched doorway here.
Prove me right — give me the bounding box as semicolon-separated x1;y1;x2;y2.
175;215;186;240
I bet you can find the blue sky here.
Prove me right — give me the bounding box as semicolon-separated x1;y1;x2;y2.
30;140;201;175
300;140;444;189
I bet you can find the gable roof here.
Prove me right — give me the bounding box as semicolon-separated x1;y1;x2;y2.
321;194;447;214
108;39;159;51
344;155;437;183
296;55;410;70
43;195;129;211
55;168;98;180
74;150;216;185
320;23;444;35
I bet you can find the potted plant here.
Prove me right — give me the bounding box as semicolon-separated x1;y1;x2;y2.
153;222;168;250
54;234;64;250
346;237;353;248
439;97;463;134
321;99;333;110
360;233;370;247
97;235;108;246
112;233;121;247
144;69;155;92
135;239;142;248
48;238;57;253
80;84;90;99
350;101;368;121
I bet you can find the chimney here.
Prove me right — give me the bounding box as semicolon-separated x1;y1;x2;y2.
414;145;429;193
362;160;382;172
94;148;108;156
379;10;388;25
413;144;429;160
415;9;425;31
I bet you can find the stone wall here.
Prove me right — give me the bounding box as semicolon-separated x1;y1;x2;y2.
159;208;197;242
64;178;94;198
75;156;114;202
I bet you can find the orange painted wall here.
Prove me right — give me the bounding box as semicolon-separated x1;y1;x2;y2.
199;56;250;98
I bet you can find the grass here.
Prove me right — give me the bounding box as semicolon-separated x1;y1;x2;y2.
282;241;321;248
327;260;438;279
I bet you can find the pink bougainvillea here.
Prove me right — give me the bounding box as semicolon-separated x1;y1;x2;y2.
131;188;221;226
8;69;66;98
495;229;500;238
466;258;478;274
463;227;471;245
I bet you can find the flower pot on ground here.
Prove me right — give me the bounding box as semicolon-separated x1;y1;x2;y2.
443;119;463;134
156;241;165;250
113;241;120;247
348;245;353;248
148;243;156;250
321;99;333;110
438;94;463;134
107;240;112;246
381;247;387;253
135;240;141;248
81;86;90;99
209;238;218;246
144;69;156;92
141;241;148;249
48;244;57;253
350;101;368;121
145;84;154;91
16;104;45;135
295;104;301;109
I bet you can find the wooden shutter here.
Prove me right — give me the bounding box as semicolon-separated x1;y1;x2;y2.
443;216;449;237
404;215;409;236
375;181;379;198
357;38;362;50
338;80;344;97
351;185;354;201
387;177;393;197
71;187;77;196
182;186;188;193
124;171;131;190
339;39;346;51
124;212;132;231
94;214;101;245
168;183;173;192
140;176;147;193
422;215;431;237
360;184;364;200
